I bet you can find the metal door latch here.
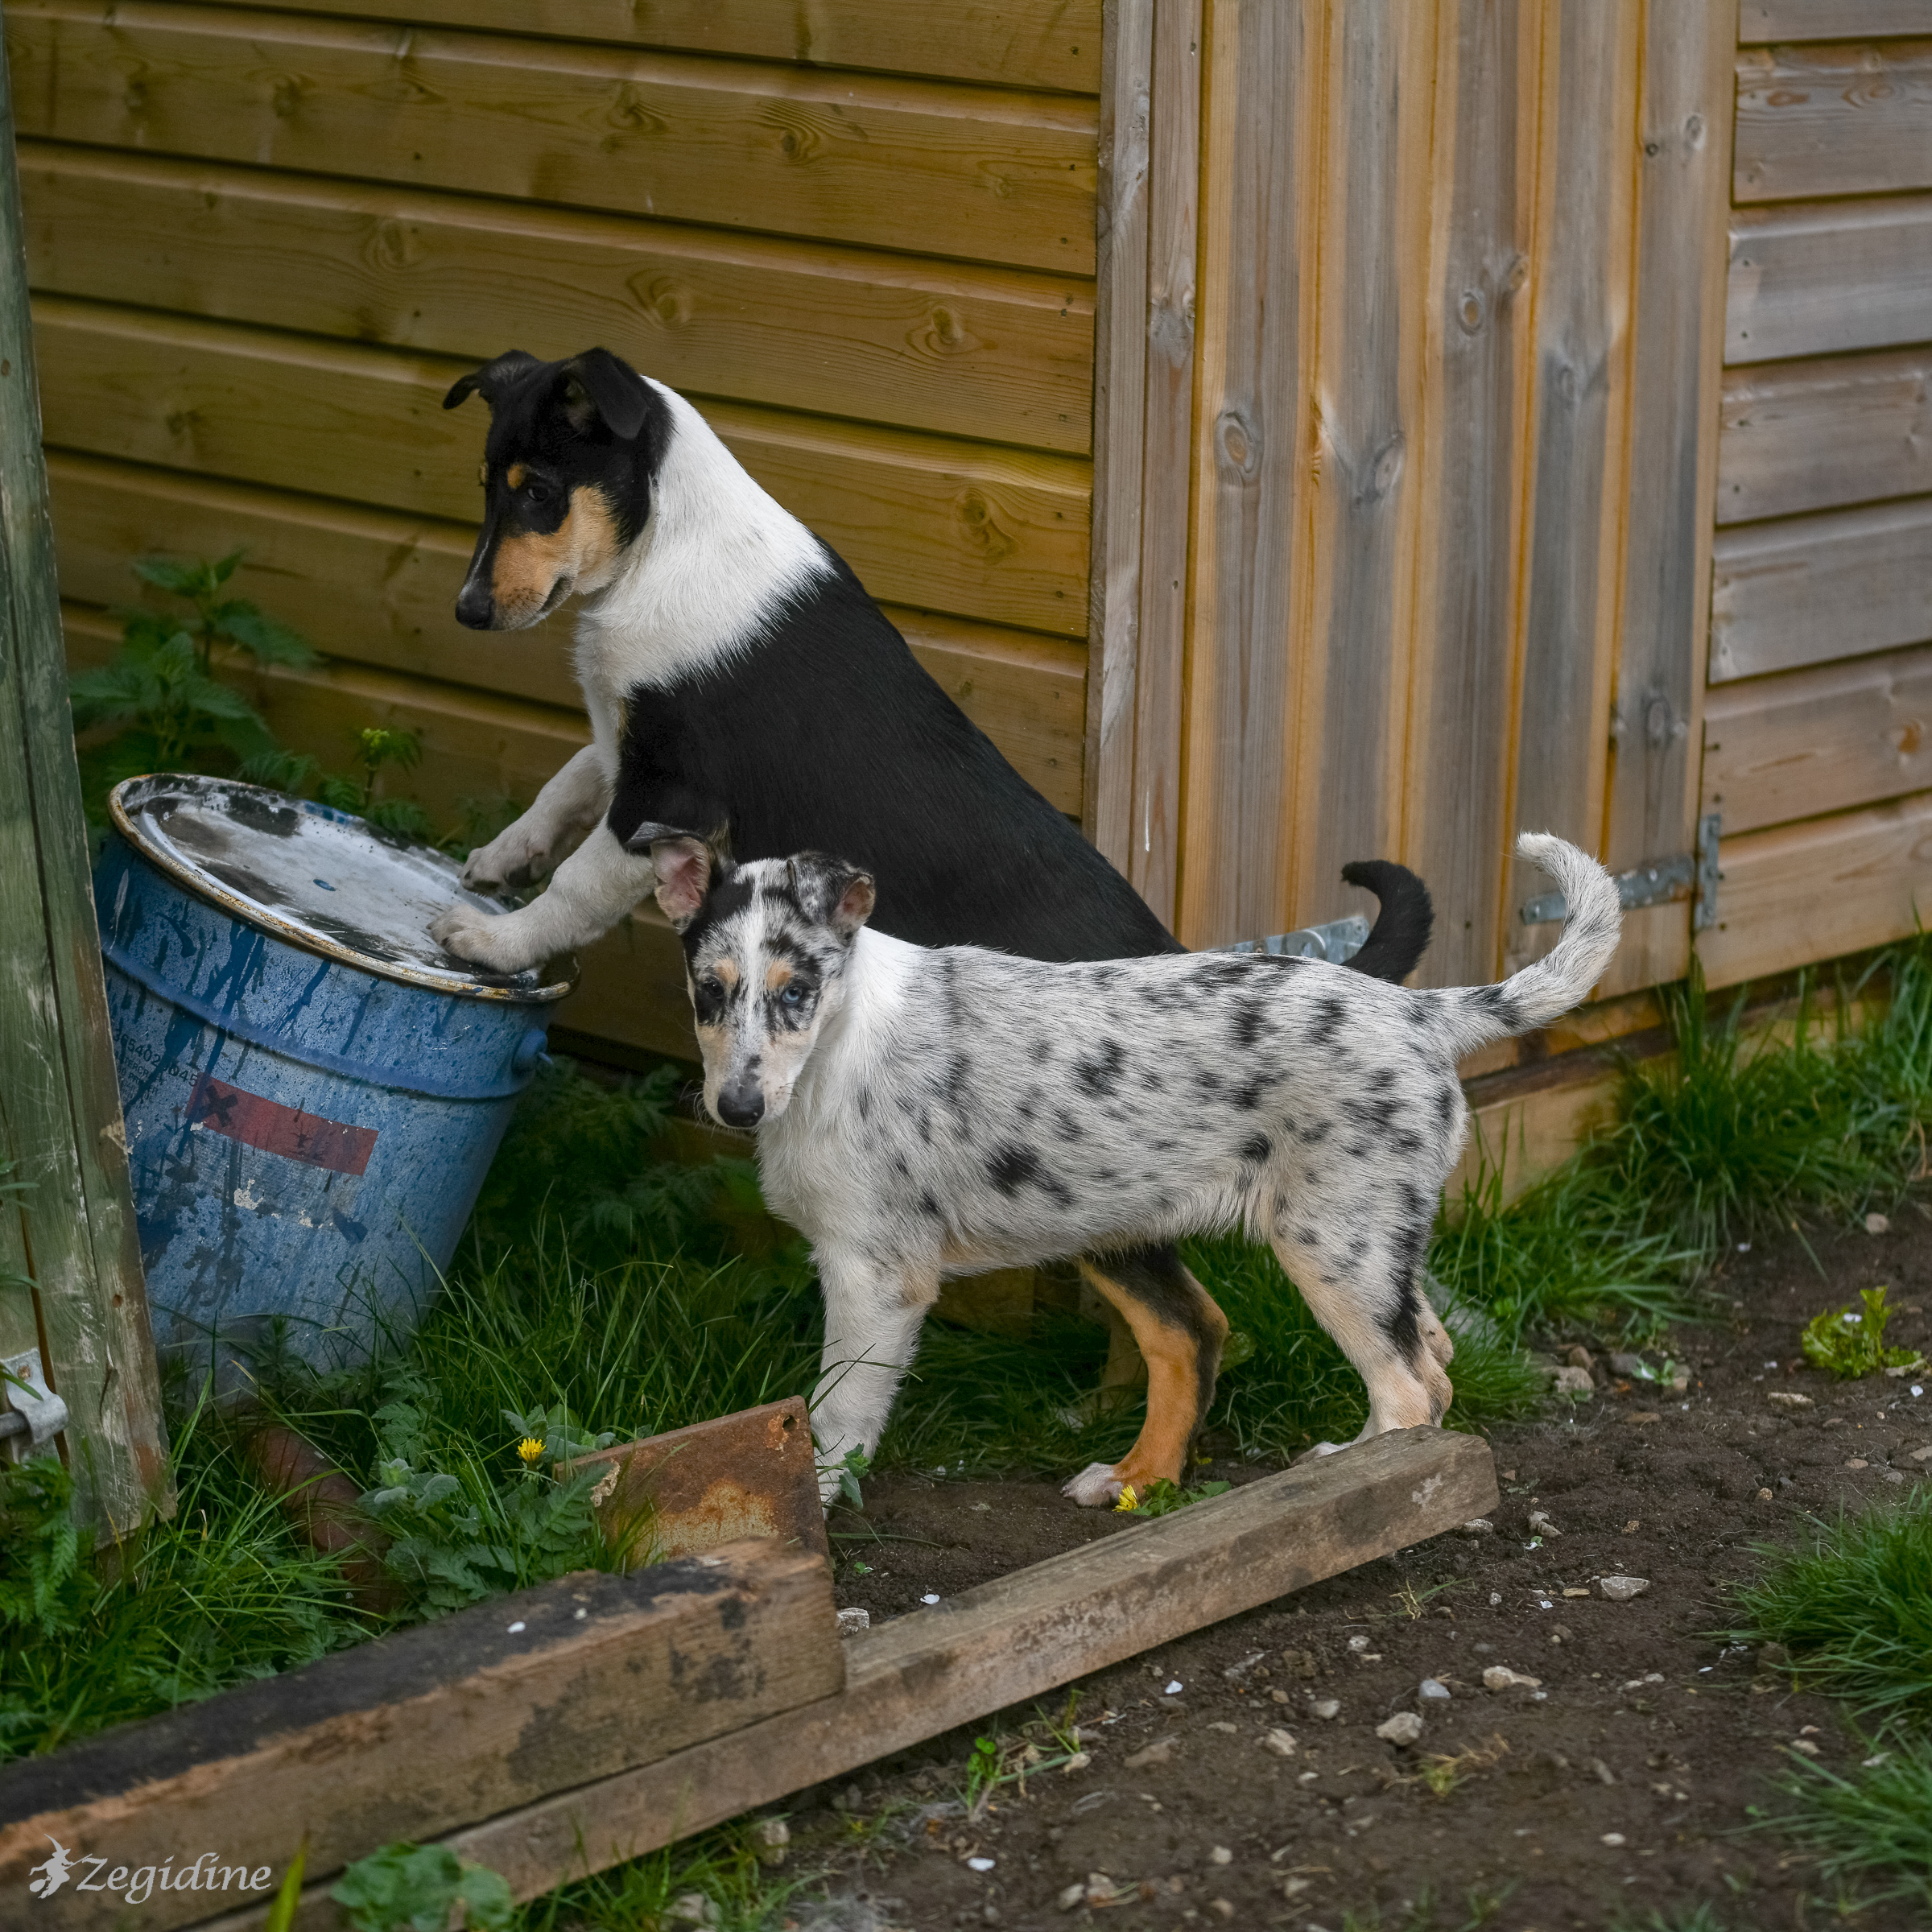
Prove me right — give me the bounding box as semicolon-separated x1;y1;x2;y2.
1219;913;1370;964
1520;815;1720;933
0;1348;69;1461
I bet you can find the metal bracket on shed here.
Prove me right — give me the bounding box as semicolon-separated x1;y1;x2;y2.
1218;913;1370;965
0;1348;70;1463
1518;815;1721;933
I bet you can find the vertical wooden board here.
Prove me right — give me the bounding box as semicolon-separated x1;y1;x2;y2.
1402;0;1538;989
1173;0;1315;948
1121;0;1201;927
1736;39;1932;203
1503;0;1638;978
1601;0;1734;997
1085;0;1152;862
0;41;167;1531
1282;0;1435;943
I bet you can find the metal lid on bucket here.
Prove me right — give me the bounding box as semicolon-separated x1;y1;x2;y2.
109;775;575;1004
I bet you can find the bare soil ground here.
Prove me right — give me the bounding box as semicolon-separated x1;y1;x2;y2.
791;1212;1932;1931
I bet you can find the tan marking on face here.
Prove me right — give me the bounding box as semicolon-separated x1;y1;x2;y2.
488;485;621;627
764;960;795;995
712;957;740;989
506;461;528;490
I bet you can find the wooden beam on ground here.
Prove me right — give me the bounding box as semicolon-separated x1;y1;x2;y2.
1703;645;1932;835
1717;348;1932;525
1709;496;1932;684
566;1397;830;1569
1727;194;1932;364
201;1427;1495;1931
0;1539;842;1932
1736;39;1932;204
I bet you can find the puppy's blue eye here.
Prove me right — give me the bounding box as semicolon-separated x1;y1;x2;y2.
779;983;806;1008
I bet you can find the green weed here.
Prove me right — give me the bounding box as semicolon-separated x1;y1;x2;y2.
1800;1285;1925;1379
1758;1742;1932;1910
1113;1476;1231;1517
332;1843;514;1932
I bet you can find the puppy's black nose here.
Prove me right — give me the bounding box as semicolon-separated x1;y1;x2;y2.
455;579;496;630
715;1082;765;1129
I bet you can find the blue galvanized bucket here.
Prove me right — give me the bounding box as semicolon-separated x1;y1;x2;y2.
96;775;573;1376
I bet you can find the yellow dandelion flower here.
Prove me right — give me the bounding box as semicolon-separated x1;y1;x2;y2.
1113;1484;1137;1513
517;1437;546;1466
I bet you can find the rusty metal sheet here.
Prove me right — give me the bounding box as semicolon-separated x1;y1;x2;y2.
562;1396;828;1568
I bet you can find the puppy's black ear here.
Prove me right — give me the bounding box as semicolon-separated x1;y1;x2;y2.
561;348;652;441
787;852;877;941
650;836;716;932
443;350;541;412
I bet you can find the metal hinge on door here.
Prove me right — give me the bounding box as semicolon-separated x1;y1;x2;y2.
0;1347;70;1462
1519;813;1720;934
1217;912;1370;964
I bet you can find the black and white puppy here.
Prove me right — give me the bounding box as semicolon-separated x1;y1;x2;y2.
425;345;1438;1492
646;832;1620;1506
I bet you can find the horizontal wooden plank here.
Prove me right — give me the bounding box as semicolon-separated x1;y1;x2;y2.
50;460;1086;810
1718;347;1932;522
1697;788;1932;987
204;1428;1497;1930
1736;39;1932;202
1704;644;1932;833
4;1;1096;275
0;1540;840;1932
18;143;1092;455
1740;2;1932;42
1728;194;1932;363
36;313;1093;642
207;0;1104;93
1709;494;1932;680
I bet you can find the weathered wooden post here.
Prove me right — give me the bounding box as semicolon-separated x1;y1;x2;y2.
0;28;169;1534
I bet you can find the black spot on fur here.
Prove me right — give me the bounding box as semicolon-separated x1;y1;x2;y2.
1074;1038;1128;1099
919;1191;941;1218
1241;1133;1272;1165
1306;993;1348;1047
1230;1001;1269;1050
985;1144;1074;1208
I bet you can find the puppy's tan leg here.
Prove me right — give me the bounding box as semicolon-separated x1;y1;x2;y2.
1062;1249;1228;1506
1269;1228;1451;1449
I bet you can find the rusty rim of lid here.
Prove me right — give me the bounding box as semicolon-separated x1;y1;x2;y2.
109;775;576;1005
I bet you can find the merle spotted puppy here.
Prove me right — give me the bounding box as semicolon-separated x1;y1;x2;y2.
644;832;1622;1505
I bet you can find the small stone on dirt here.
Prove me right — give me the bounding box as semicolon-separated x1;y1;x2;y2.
1625;1410;1662;1425
751;1818;790;1866
1600;1832;1627;1847
1125;1736;1179;1769
1866;1212;1891;1234
1553;1365;1594;1397
1208;1845;1232;1865
836;1608;871;1636
1528;1509;1563;1535
1563;1344;1594;1369
1261;1728;1298;1757
1310;1699;1341;1719
1060;1751;1091;1773
1056;1880;1087;1911
666;1895;720;1930
1459;1517;1495;1535
1845;1457;1869;1468
1913;1446;1932;1463
1599;1574;1650;1601
1419;1678;1451;1702
1348;1633;1372;1651
1208;1719;1239;1734
1208;1901;1235;1921
1791;1738;1821;1755
1766;1390;1814;1410
1377;1711;1425;1745
1757;1487;1773;1500
1483;1666;1542;1691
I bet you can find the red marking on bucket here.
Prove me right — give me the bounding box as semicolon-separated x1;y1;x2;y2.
187;1075;378;1175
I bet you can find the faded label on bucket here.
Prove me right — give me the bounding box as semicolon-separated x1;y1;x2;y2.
187;1075;378;1175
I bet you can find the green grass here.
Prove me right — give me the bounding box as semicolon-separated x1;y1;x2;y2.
1730;1488;1932;1735
1757;1743;1932;1911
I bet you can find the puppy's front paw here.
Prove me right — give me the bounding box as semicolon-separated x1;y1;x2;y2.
1062;1461;1127;1508
1293;1440;1348;1464
429;902;540;974
460;824;551;893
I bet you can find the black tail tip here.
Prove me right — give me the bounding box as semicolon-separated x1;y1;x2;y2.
1340;859;1435;985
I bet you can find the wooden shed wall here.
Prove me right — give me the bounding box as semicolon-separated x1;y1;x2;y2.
8;0;1100;1059
1699;0;1932;987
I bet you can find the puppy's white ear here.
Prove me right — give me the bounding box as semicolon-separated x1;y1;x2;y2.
650;836;713;931
832;870;876;940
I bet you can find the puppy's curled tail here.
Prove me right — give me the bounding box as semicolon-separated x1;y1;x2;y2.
1340;859;1434;985
1434;833;1622;1057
